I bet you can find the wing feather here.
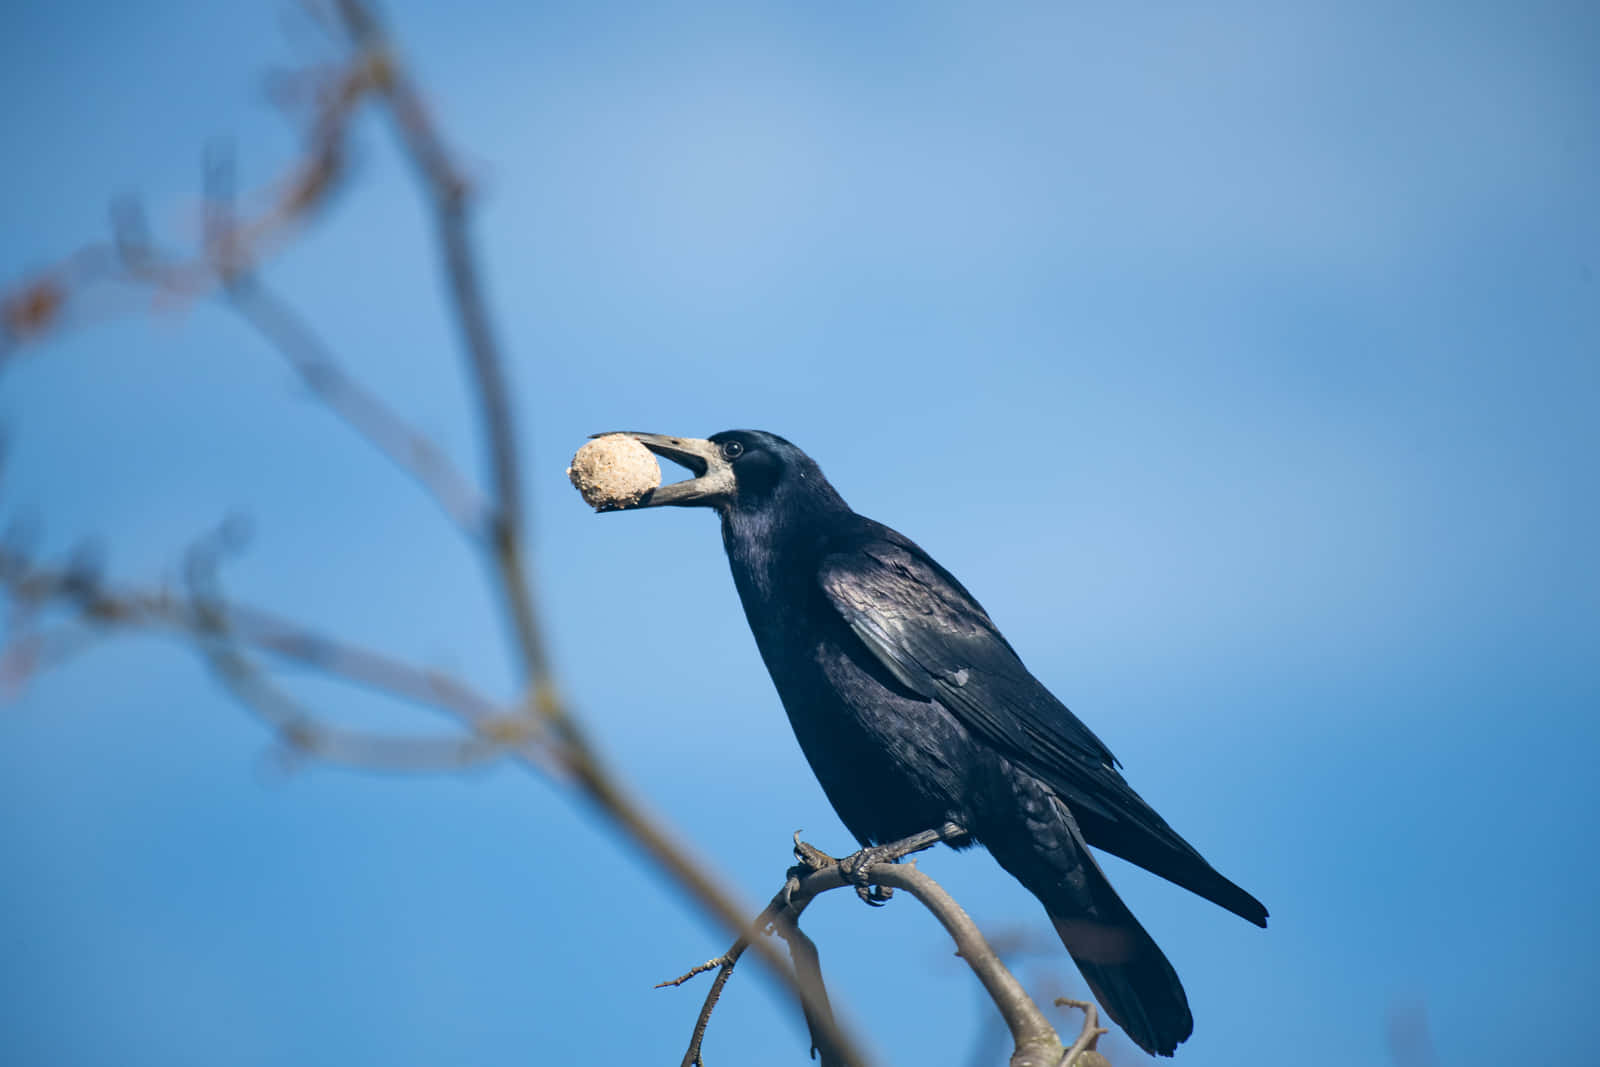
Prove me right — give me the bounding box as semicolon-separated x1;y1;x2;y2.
817;525;1269;928
819;534;1131;823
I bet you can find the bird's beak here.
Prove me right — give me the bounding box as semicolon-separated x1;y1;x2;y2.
595;432;734;509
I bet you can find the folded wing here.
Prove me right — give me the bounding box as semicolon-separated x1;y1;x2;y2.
818;526;1267;928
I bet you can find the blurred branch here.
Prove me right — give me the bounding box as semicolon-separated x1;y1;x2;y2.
1386;998;1440;1067
328;0;548;691
0;541;543;772
2;533;870;1060
1;48;373;360
104;175;494;539
660;833;1068;1067
1;48;486;537
0;626;103;698
179;531;506;773
226;275;491;536
956;926;1094;1067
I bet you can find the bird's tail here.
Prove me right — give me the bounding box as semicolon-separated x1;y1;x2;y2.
980;786;1193;1057
1045;874;1191;1057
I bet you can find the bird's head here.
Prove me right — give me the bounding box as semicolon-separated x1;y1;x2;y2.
597;429;844;516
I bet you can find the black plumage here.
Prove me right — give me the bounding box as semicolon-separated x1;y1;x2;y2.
615;429;1267;1057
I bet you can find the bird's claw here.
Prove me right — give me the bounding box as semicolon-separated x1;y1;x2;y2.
791;831;836;875
856;882;894;906
839;843;901;907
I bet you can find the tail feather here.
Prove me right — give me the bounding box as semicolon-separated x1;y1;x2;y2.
1049;881;1193;1057
980;777;1194;1057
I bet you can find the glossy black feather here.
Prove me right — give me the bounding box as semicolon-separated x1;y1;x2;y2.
684;430;1266;1056
819;527;1268;929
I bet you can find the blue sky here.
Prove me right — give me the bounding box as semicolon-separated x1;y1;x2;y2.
3;2;1597;1065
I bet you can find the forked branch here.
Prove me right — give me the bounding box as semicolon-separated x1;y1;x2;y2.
659;834;1070;1067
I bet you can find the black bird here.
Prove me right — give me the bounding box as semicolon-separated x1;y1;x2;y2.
610;429;1267;1057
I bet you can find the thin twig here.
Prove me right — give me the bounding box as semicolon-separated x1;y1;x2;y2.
1;51;375;345
329;0;553;695
89;185;494;540
656;956;735;989
682;954;741;1067
1054;999;1110;1067
664;870;840;1067
566;754;869;1062
0;549;497;725
180;543;504;773
225;276;490;536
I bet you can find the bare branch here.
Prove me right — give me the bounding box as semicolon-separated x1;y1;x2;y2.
872;867;1062;1067
1053;999;1110;1067
0;626;104;698
0;51;374;345
0;29;410;375
96;178;495;540
658;861;853;1067
679;953;742;1067
183;550;504;775
328;0;552;693
662;835;1069;1067
2;534;866;1059
656;956;735;989
772;906;843;1066
224;276;490;535
0;545;511;738
215;648;507;776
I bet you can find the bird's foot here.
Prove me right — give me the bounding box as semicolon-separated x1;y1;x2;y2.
837;824;967;907
790;824;967;907
839;844;900;906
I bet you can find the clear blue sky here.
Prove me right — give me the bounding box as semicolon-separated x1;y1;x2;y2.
3;2;1596;1065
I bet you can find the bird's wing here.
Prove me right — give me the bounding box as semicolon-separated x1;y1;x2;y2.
817;531;1131;822
818;528;1269;927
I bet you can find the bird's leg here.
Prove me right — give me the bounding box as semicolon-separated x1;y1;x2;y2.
840;821;968;907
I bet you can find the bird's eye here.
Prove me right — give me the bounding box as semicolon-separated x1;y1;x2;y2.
720;440;744;461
